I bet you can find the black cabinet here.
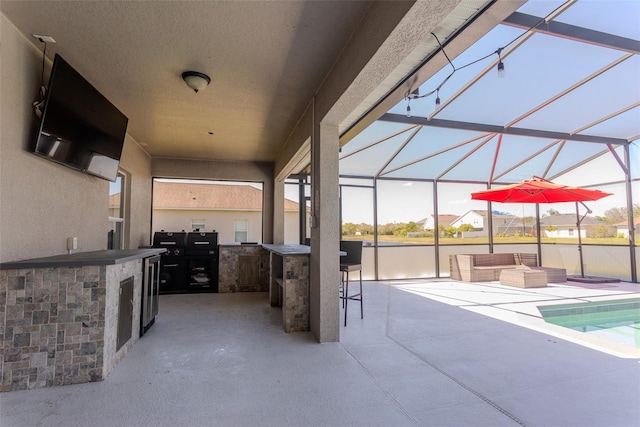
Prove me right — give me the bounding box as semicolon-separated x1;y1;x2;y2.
158;257;187;294
153;231;219;294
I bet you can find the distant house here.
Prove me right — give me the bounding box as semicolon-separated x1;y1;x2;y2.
149;181;302;244
421;214;458;231
450;210;525;237
614;218;640;238
540;214;615;238
450;210;485;230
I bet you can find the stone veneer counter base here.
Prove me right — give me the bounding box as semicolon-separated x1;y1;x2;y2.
262;245;310;333
0;249;163;392
218;245;269;293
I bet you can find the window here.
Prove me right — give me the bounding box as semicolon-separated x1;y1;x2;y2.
285;175;312;244
108;172;126;249
376;179;433;245
437;182;487;244
234;220;248;243
191;220;205;232
340;184;374;243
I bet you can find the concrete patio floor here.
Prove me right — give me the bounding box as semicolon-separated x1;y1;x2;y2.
1;280;639;426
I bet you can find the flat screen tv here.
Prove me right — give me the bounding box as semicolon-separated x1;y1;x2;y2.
32;54;128;182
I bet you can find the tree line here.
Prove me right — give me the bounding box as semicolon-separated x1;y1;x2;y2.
342;204;639;237
342;221;473;237
599;204;640;223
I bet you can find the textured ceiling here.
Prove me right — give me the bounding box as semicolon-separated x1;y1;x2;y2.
1;0;373;162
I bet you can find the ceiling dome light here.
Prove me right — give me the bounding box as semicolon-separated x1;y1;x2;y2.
181;71;211;93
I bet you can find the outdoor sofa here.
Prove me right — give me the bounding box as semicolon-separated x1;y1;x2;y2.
449;253;539;282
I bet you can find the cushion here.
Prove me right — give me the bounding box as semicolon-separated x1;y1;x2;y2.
473;253;515;267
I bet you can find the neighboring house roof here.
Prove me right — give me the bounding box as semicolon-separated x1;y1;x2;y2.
614;218;640;228
471;210;515;219
140;182;300;211
421;214;458;228
415;217;427;228
452;210;515;224
451;211;479;223
540;214;610;227
109;193;120;208
436;214;458;225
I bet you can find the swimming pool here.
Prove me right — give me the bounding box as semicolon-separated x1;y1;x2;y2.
538;298;640;349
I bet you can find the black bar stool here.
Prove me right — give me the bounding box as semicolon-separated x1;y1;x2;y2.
339;240;363;326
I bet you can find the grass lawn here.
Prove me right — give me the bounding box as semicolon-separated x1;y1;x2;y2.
342;235;632;246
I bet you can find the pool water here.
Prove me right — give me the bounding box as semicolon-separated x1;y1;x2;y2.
538;298;640;349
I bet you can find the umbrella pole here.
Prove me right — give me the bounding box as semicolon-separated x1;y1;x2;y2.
575;201;591;278
576;202;584;277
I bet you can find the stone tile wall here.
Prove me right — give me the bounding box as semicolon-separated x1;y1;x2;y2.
281;255;309;332
218;246;269;293
103;261;142;377
0;260;141;392
0;271;6;389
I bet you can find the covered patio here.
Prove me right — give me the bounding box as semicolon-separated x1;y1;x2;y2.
2;279;638;426
0;1;638;420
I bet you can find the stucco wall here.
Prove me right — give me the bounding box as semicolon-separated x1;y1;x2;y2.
119;136;152;249
0;13;152;262
0;15;106;261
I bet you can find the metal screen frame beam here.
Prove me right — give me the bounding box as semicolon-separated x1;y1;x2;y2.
503;12;640;55
379;113;629;145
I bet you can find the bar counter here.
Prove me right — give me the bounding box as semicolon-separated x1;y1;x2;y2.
262;244;310;332
0;249;165;270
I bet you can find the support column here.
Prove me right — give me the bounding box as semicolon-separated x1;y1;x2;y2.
273;179;285;244
310;122;340;342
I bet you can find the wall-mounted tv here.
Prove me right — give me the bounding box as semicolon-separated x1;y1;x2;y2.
32;54;128;182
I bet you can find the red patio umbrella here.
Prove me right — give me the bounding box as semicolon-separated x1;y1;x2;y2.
471;177;613;278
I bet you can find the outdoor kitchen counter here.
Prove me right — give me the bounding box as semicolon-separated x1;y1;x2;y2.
261;244;310;256
218;244;269;293
262;244;310;332
0;249;164;392
0;248;165;270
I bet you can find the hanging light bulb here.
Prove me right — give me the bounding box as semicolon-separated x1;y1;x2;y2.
435;89;441;109
406;101;412;118
496;48;505;78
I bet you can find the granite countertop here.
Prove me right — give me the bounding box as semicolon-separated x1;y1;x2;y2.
0;249;165;270
218;243;261;247
261;244;310;256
